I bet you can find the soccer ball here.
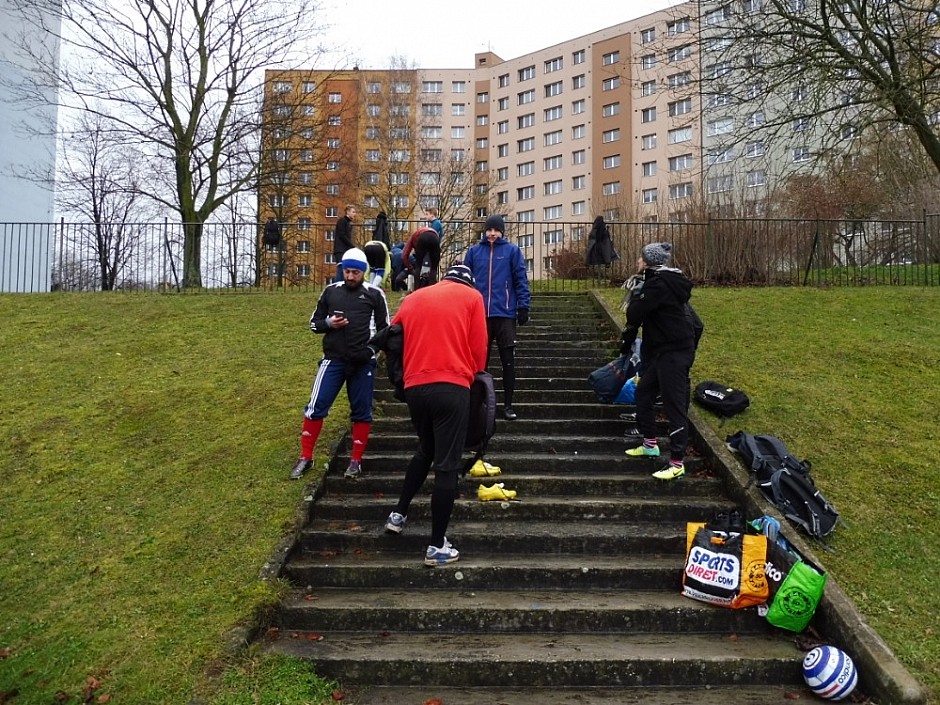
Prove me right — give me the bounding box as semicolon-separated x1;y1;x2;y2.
802;645;858;701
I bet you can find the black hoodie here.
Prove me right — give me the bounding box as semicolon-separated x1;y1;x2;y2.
623;266;694;356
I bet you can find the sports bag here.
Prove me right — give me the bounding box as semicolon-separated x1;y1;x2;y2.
694;380;749;418
588;355;635;403
763;537;827;632
726;432;840;540
682;522;769;609
465;371;496;453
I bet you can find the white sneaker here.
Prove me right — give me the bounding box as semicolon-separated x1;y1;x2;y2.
424;542;459;566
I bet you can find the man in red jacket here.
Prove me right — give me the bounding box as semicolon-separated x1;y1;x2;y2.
383;264;488;566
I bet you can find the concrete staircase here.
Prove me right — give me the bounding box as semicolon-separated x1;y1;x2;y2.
263;291;816;704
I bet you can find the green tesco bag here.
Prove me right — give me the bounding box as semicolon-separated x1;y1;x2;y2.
762;539;827;632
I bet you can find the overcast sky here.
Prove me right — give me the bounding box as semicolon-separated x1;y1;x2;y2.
322;0;680;69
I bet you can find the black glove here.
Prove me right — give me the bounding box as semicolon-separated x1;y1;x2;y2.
348;348;374;366
516;308;529;325
620;329;637;357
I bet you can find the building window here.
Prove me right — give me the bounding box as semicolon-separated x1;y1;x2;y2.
669;182;693;199
747;111;766;127
572;149;585;165
497;143;509;157
497;96;509;111
668;16;691;34
303;81;317;93
793;146;812;162
498;73;510;88
640;54;656;70
391;81;411;94
268;194;286;207
518;137;535;152
602;102;621;117
640;108;656;123
367;104;381;117
572;175;585;190
641;133;657;150
298;194;312;207
840;123;859;140
793;116;810;132
421;126;442;139
273;148;289;161
746;170;767;187
706;117;734;136
572;74;585;89
641;27;655;43
602;76;622;91
452;103;466;116
544;105;563;121
707;61;733;79
544;129;563;146
641;160;656;176
518;161;535;176
476;137;489;149
669;71;693;88
707;175;734;193
745;141;765;157
602;51;620;65
641;80;657;96
668;98;693;117
518;65;535;81
707;93;733;108
517;185;535;200
328;116;341;125
298;149;313;162
421;103;443;117
422;80;443;93
572;99;586;114
605;154;622;169
642;188;658;204
328;92;342;103
273;81;291;93
544;154;563;170
545;81;563;98
572;124;585;139
707;148;735;165
572;49;585;64
363;195;379;208
452;126;466;139
602;181;621;196
326;206;339;217
668;45;692;62
518;113;535;129
299;172;313;185
419;149;439;162
477;91;489;103
497;166;509;180
572;200;586;215
705;5;730;25
365;149;380;162
518;89;535;105
544;180;562;195
496;190;509;205
545;56;563;72
365;127;380;139
603;128;621;143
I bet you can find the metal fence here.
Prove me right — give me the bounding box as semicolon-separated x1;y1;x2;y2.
2;214;939;293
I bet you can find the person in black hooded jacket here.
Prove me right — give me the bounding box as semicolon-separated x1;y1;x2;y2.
620;242;695;481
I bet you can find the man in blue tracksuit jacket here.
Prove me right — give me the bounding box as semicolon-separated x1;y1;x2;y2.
464;214;531;420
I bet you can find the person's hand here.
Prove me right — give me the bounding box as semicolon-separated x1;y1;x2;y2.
516;308;529;325
328;314;347;328
348;348;374;366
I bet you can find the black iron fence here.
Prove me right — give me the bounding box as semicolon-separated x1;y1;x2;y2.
2;215;939;293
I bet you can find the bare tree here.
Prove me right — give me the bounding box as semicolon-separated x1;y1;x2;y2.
5;0;329;287
703;0;940;176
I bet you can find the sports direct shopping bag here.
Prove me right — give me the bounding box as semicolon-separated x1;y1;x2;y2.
682;523;769;609
762;539;827;632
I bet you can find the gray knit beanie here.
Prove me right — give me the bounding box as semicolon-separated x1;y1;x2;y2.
641;242;672;266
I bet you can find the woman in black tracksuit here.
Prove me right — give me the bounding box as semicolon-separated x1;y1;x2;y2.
620;242;696;481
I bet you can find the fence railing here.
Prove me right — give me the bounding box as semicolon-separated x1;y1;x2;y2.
2;215;938;293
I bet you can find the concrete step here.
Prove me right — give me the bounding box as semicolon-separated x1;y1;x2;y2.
374;388;609;404
340;684;811;705
264;631;804;688
274;589;772;635
282;553;685;591
309;494;730;524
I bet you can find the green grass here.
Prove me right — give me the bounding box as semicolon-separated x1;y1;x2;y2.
600;285;940;702
0;287;937;704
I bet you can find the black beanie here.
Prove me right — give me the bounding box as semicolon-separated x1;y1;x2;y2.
484;214;505;235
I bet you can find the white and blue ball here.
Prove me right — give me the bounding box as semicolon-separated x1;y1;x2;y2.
802;645;858;700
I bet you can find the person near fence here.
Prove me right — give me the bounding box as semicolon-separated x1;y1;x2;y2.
332;204;358;282
372;210;390;247
401;225;441;289
585;215;618;267
382;263;489;565
290;247;389;481
620;242;696;481
464;214;531;420
424;206;444;240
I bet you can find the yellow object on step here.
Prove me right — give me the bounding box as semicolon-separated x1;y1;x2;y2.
477;483;518;501
469;459;502;477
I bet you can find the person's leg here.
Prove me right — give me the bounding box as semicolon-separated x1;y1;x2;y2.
491;318;519;419
391;385;436;520
656;349;694;465
426;384;470;562
626;354;662;458
291;359;345;478
343;359;377;478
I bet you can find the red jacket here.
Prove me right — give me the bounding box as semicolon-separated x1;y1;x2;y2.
391;279;488;389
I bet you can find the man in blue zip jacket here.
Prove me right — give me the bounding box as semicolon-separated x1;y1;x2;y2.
464;214;530;420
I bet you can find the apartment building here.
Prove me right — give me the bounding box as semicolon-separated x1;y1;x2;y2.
260;0;844;284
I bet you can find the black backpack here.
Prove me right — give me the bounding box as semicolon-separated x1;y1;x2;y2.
263;219;282;247
726;431;840;540
694;380;750;418
462;371;497;475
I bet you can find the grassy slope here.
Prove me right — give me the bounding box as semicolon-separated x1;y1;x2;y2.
601;285;940;701
0;288;937;703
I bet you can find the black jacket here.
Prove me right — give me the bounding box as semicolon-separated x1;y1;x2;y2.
621;266;694;356
334;216;354;257
309;281;389;362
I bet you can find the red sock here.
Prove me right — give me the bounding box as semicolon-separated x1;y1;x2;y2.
350;421;371;462
300;417;323;459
